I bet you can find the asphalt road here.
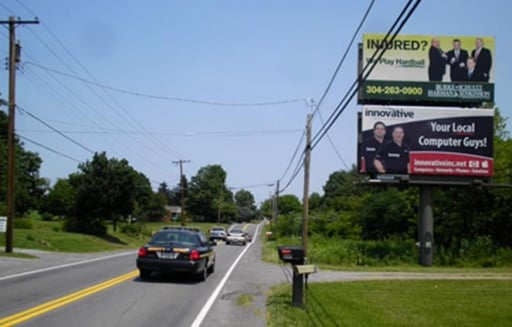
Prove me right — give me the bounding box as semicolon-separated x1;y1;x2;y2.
0;222;282;327
2;222;511;327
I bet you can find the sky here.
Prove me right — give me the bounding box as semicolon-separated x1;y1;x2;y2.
0;0;510;205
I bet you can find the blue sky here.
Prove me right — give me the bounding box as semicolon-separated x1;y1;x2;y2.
0;0;510;205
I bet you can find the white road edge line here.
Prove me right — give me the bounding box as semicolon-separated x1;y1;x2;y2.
191;221;264;327
0;251;135;282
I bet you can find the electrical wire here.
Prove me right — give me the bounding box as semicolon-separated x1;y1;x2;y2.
311;0;421;150
26;61;306;107
16;105;95;154
277;0;421;193
311;0;376;118
17;134;81;163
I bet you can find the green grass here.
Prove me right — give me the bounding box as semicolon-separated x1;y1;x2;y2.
0;220;233;255
267;280;512;327
236;293;254;308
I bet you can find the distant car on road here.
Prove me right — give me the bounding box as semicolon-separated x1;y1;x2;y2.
209;226;227;242
136;227;215;281
226;229;247;245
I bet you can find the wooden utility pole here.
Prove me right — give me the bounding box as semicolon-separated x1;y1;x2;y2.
172;160;190;226
1;16;39;253
272;180;279;224
302;114;312;259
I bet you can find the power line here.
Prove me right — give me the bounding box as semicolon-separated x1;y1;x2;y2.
312;0;375;170
278;0;376;193
26;61;306;107
16;105;95;154
17;134;81;163
311;0;421;150
14;1;188;162
278;129;306;182
278;0;420;193
17;127;303;137
311;0;376;118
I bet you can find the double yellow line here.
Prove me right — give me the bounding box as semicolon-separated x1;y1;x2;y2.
0;270;138;326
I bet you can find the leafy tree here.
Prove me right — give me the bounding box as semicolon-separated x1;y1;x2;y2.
308;192;322;211
259;198;273;218
141;192;168;222
186;164;231;222
0;111;48;216
66;152;147;234
157;182;173;204
234;189;256;220
277;194;302;215
358;187;417;240
44;178;75;218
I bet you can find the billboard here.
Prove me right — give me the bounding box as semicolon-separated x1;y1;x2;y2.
358;106;494;177
359;34;495;105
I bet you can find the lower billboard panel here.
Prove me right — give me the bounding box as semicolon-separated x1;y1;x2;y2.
358;106;494;178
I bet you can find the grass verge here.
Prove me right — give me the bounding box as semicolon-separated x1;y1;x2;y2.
267;280;512;327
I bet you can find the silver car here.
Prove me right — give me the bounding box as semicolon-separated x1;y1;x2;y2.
209;226;227;242
226;229;247;245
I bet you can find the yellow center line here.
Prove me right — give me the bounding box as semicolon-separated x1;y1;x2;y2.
0;270;139;326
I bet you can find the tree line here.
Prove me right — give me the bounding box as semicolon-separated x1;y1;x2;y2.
1;109;511;258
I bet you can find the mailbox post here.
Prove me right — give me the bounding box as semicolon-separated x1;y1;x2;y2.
277;245;306;306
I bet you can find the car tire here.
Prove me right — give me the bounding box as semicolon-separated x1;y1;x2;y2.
242;241;246;246
197;267;208;282
208;261;215;274
139;269;151;279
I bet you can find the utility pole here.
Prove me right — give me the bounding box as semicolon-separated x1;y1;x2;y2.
272;180;279;224
302;114;312;260
172;160;190;226
1;16;39;253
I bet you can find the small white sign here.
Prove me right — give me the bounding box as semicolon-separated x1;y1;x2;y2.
0;216;7;233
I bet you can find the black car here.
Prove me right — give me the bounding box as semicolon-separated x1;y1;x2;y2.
136;227;215;281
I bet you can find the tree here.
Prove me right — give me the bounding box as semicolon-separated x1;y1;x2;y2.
234;189;256;220
142;192;168;222
44;178;76;218
277;194;302;215
0;111;48;216
308;192;322;211
157;182;172;204
66;152;148;234
186;164;231;221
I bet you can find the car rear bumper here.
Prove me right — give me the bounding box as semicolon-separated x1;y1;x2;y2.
137;257;204;274
227;237;246;244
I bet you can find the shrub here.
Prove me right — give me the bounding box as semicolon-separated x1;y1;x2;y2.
14;218;33;229
41;212;55;221
119;223;148;236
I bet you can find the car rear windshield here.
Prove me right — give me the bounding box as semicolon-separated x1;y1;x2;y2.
150;231;200;247
211;227;225;231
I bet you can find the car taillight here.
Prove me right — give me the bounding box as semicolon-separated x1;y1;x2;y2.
138;247;148;257
189;250;200;260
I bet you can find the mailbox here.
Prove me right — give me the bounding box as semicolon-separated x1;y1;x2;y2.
277;245;305;265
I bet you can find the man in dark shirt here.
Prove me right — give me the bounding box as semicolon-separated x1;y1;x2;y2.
374;126;410;174
428;38;447;81
471;38;492;82
446;38;469;82
360;121;386;174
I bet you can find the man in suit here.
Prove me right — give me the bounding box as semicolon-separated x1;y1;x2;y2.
471;38;492;82
466;58;477;81
428;38;447;81
446;39;469;82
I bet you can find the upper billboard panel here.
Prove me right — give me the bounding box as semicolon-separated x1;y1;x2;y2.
359;34;495;105
358;106;494;178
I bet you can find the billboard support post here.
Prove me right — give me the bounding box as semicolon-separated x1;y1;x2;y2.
418;185;434;267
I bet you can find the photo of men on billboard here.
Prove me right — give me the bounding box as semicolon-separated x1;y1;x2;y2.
358;106;494;178
360;34;495;105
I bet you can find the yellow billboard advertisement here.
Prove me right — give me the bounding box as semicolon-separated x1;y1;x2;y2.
359;34;495;105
